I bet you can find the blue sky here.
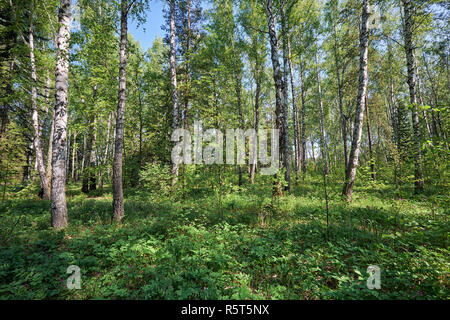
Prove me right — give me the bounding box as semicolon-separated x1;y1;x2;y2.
129;0;166;51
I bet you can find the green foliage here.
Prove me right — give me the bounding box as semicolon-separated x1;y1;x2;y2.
0;122;27;201
138;163;172;199
1;174;448;300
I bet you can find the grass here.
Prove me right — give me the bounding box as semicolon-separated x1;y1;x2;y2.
0;172;448;300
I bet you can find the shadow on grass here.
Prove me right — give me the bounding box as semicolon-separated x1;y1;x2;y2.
0;182;448;300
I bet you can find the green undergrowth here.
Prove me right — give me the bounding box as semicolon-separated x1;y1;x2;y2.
0;175;448;300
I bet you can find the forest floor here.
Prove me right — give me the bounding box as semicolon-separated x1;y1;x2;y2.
0;173;448;299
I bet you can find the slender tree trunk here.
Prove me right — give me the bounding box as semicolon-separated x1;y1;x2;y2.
23;148;32;184
287;35;300;175
99;111;112;189
250;58;261;184
315;48;329;175
365;96;375;181
112;0;129;222
333;26;349;170
66;130;70;183
71;131;76;181
402;0;424;193
82;125;91;193
423;52;444;139
342;0;370;201
184;0;191;132
182;0;191;169
29;14;50;200
300;56;307;175
388;45;398;144
170;0;180;186
280;5;290;191
138;90;143;170
51;0;71;229
82;119;95;193
45;75;54;191
89;118;97;191
81;133;86;174
265;0;290;194
235;70;243;186
414;56;432;138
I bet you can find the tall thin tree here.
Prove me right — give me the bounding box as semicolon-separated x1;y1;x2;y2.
402;0;424;193
265;0;290;194
51;0;71;228
28;3;50;200
342;0;369;201
112;0;130;222
170;0;180;186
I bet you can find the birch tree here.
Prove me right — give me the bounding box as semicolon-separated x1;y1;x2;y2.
51;0;71;228
402;0;424;193
342;0;370;201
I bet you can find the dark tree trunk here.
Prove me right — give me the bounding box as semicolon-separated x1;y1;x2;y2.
265;0;290;194
112;0;129;222
402;0;424;193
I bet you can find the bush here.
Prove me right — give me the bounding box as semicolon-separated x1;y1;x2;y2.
139;163;171;198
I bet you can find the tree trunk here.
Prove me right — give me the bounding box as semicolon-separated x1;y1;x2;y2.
182;0;191;168
51;0;71;229
402;0;424;193
99;111;112;188
170;0;180;186
365;96;375;181
315;48;329;175
45;75;54;191
82;118;95;193
89;118;97;191
287;34;300;175
342;0;369;201
71;131;77;181
81;132;86;174
112;0;128;222
414;56;432;138
333;26;349;170
280;5;290;191
29;15;50;200
300;56;307;175
66;129;71;183
236;72;243;187
138;88;143;171
423;52;443;139
265;0;290;194
250;56;261;184
184;0;191;133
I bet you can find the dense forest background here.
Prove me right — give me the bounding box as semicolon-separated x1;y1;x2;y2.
0;0;448;300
